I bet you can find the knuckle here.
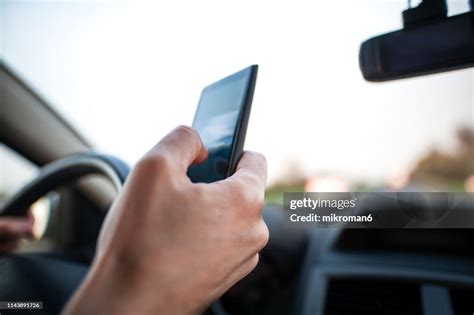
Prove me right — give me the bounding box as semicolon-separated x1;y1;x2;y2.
234;183;264;216
174;125;199;140
246;171;262;186
241;171;265;195
253;151;267;167
255;221;269;249
135;154;171;176
249;254;260;270
244;151;267;169
235;185;250;203
229;182;245;201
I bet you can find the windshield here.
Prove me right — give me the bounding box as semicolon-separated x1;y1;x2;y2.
2;1;473;198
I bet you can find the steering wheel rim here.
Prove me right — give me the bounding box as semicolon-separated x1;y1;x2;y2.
0;152;130;217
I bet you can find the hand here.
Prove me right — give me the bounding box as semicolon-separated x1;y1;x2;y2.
0;211;34;255
63;126;268;315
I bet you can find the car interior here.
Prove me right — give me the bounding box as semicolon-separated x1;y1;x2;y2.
0;0;473;314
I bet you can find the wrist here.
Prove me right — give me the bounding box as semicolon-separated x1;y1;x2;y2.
63;253;154;315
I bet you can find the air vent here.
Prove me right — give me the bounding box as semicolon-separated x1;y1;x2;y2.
324;279;422;315
333;229;474;258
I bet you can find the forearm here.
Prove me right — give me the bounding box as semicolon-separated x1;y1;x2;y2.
62;256;135;315
62;253;200;315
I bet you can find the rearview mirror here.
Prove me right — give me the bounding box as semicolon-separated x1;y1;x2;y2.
359;10;474;82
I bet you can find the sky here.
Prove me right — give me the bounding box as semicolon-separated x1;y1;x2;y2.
1;0;473;187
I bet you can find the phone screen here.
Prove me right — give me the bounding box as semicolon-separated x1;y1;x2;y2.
187;66;256;183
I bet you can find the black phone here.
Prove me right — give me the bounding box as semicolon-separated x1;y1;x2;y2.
187;65;258;183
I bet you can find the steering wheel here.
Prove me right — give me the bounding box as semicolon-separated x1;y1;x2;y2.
1;152;130;217
0;152;130;314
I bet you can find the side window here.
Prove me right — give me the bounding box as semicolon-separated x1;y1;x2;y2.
0;143;38;205
0;144;52;247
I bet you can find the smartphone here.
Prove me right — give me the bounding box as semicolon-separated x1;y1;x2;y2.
187;65;258;183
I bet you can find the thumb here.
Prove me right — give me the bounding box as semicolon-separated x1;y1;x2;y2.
144;126;208;173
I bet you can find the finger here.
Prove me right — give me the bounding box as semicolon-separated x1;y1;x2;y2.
213;151;267;196
0;217;34;237
233;151;267;185
145;125;208;172
26;209;35;224
24;211;36;239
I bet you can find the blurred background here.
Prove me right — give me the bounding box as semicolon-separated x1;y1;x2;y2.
1;0;473;210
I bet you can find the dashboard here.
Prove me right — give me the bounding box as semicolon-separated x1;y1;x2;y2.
221;206;474;315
